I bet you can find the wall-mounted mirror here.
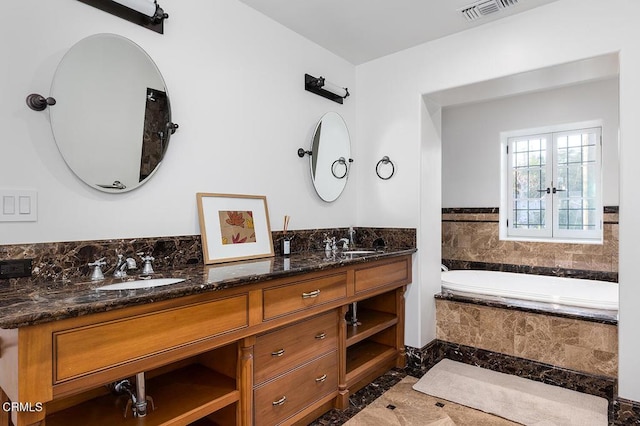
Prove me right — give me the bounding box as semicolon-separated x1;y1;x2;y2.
302;112;352;202
49;33;176;192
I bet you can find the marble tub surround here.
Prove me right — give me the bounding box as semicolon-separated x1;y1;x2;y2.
437;290;618;324
0;247;416;329
0;227;416;285
442;206;619;274
442;259;618;282
436;298;618;378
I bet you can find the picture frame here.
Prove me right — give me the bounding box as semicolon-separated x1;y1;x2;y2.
196;193;274;264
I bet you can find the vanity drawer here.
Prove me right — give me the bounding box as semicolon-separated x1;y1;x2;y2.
53;294;248;382
254;351;338;426
263;273;347;320
354;259;410;294
254;311;338;384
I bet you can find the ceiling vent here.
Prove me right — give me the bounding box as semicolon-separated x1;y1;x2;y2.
459;0;520;22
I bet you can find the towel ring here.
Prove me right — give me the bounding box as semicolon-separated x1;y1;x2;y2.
376;156;395;180
331;157;351;179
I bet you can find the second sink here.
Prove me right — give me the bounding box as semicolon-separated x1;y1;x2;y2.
342;250;377;255
96;278;186;291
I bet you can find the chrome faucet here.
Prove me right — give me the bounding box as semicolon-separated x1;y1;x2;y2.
323;235;338;253
113;254;137;278
337;238;350;250
348;227;356;247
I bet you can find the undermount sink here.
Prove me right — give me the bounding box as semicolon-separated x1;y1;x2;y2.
95;278;186;291
342;250;378;255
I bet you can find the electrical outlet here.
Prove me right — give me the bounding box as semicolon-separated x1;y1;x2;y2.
0;259;33;279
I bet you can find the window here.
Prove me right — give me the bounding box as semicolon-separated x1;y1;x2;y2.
502;124;602;242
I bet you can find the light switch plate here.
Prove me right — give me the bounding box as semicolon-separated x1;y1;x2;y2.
0;190;37;222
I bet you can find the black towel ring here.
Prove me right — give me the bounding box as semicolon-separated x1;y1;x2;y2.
376;156;395;180
331;157;349;179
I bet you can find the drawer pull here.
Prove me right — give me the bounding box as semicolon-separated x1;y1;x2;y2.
315;374;328;383
315;332;326;340
272;396;287;406
271;349;285;357
302;289;321;299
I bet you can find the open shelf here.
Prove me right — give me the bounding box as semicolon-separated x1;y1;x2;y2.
345;340;396;386
188;403;236;426
47;364;238;426
346;309;397;347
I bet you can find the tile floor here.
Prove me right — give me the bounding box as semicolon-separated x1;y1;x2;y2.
344;376;517;425
310;369;516;425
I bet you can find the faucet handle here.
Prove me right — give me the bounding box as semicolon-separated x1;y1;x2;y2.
338;238;349;250
137;252;154;262
139;253;155;275
322;235;333;251
88;258;106;281
88;257;106;267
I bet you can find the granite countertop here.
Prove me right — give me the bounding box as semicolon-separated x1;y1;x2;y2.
0;248;416;329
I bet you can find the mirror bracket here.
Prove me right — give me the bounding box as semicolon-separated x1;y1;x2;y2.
297;148;312;158
26;94;56;111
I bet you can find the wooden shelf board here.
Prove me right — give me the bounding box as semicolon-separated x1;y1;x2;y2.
345;341;397;386
346;309;397;347
47;364;238;426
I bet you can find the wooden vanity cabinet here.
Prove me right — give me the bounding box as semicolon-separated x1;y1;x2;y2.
0;254;411;426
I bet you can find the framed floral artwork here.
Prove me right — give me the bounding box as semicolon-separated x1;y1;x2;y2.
196;193;274;264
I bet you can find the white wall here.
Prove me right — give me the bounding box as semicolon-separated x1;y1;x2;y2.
0;0;356;244
441;78;619;208
355;0;640;401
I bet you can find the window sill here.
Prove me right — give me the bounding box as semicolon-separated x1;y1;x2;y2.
500;236;603;245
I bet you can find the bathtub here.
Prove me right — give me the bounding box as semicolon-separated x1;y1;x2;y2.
441;270;618;313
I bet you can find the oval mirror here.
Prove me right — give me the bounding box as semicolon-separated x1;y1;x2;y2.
306;112;352;202
50;33;175;192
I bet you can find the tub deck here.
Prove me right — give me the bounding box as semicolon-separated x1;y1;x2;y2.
440;270;618;324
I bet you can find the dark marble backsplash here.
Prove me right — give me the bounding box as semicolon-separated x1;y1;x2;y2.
272;227;416;255
0;227;416;284
0;235;203;284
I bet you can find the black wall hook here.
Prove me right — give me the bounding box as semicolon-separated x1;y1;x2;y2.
26;94;56;111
